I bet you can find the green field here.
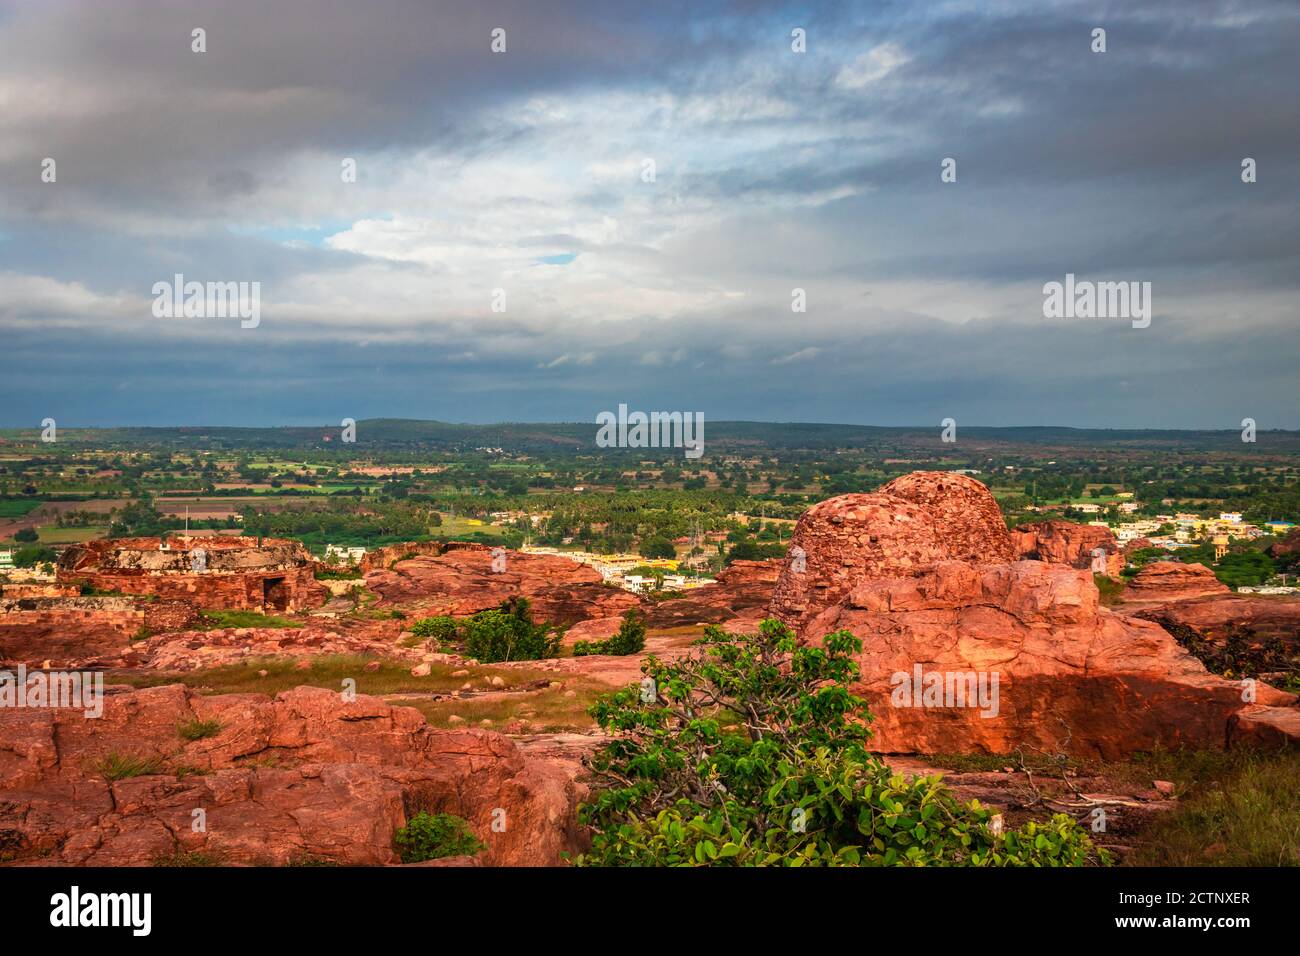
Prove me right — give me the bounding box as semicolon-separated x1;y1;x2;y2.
0;500;43;518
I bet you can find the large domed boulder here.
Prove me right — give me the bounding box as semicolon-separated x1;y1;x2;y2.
771;472;1013;626
878;472;1016;564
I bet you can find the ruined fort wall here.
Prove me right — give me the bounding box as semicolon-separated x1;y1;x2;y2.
56;536;327;612
0;597;200;664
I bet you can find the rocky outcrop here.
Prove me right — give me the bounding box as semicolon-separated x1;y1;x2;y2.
1123;537;1153;557
1130;594;1300;686
1269;527;1300;562
1123;562;1230;602
802;560;1298;758
644;559;781;628
0;685;583;866
1132;595;1300;649
96;618;416;671
771;473;1014;627
365;545;639;625
1012;520;1123;576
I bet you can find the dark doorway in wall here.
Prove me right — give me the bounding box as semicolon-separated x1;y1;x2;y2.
263;576;290;612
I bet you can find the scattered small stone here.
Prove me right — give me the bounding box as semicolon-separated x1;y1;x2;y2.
479;719;493;727
563;690;576;698
460;682;473;691
548;681;563;690
363;661;381;672
489;676;505;688
1153;779;1176;796
410;662;432;677
447;715;465;725
257;669;268;678
452;669;470;677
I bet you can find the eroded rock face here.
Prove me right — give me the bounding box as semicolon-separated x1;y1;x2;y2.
365;545;640;625
802;560;1298;758
1012;520;1123;576
1124;562;1230;602
0;685;583;867
645;559;782;628
1130;594;1300;682
771;473;1013;627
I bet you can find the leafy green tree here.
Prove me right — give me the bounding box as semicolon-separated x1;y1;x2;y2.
574;609;647;657
575;620;1105;867
1214;550;1276;588
13;545;58;568
461;598;560;663
639;535;676;559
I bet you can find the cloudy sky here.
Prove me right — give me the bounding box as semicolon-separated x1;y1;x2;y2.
1;0;1297;429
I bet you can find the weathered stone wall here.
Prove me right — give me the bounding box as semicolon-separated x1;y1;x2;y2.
0;584;80;599
57;535;326;612
0;596;145;663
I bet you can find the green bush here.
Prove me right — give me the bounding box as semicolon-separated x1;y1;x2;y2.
394;812;484;863
574;609;647;657
410;615;459;643
574;619;1107;867
461;599;560;663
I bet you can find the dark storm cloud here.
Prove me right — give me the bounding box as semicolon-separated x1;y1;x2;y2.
0;0;1297;427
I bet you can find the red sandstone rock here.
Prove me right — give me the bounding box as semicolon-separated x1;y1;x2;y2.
878;472;1017;563
1123;562;1230;602
1228;705;1300;749
1012;520;1123;576
771;473;1014;627
644;559;781;628
561;616;623;648
1123;537;1153;557
97;617;415;671
1269;527;1300;561
365;545;640;625
801;560;1298;758
0;685;584;866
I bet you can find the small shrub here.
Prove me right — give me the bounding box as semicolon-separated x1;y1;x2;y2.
573;609;647;657
178;718;222;741
394;812;484;863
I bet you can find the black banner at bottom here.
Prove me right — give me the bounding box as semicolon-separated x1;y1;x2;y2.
0;865;1279;943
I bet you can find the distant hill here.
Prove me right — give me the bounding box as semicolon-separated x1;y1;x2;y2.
4;419;1298;456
